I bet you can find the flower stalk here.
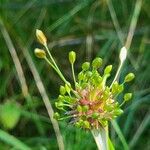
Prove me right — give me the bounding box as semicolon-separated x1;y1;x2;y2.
92;125;109;150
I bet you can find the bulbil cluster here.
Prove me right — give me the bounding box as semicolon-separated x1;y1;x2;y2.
54;56;134;129
35;29;135;130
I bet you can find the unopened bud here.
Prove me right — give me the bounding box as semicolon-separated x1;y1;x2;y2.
34;48;46;58
75;121;81;128
124;93;132;102
55;101;64;109
92;57;102;69
69;51;76;64
83;121;90;129
104;65;112;74
82;105;89;112
92;112;99;119
77;105;82;112
125;73;135;82
36;29;47;45
65;83;71;94
113;109;123;115
82;62;90;70
60;86;66;95
78;72;84;81
53;112;60;120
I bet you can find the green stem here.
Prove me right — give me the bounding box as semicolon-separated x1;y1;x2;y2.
58;114;77;121
120;101;125;107
44;44;68;84
110;62;123;88
44;57;68;84
44;45;80;98
102;74;110;89
71;64;76;87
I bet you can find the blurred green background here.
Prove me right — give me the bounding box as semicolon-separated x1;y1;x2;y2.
0;0;150;149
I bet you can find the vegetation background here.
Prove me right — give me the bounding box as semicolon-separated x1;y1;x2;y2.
0;0;150;149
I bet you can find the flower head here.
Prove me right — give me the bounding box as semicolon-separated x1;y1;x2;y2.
54;56;134;129
34;30;134;130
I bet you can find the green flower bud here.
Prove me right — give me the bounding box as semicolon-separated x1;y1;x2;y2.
92;57;102;69
65;96;75;104
112;82;124;95
112;81;119;94
85;71;92;78
34;48;46;58
65;83;71;94
83;121;90;129
53;112;60;120
60;86;66;95
55;101;64;109
104;65;112;74
113;109;123;115
82;62;90;70
103;90;110;100
78;119;84;127
124;93;132;102
125;73;135;82
81;83;88;89
58;95;64;101
78;72;84;81
69;51;76;64
82;105;89;112
99;119;108;127
75;121;81;128
92;112;99;119
105;104;114;111
77;105;82;112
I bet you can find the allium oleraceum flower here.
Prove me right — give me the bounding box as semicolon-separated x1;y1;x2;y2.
35;29;135;130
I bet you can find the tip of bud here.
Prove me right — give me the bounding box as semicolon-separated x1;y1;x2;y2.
69;51;76;64
82;62;90;71
36;29;40;33
124;73;135;82
34;48;46;59
104;65;112;74
124;93;133;102
92;57;103;69
36;29;47;45
119;46;127;63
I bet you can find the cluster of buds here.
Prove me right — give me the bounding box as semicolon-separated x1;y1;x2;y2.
35;29;135;130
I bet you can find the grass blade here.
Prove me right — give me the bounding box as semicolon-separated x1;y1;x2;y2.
47;0;92;32
129;112;150;148
108;137;115;150
111;120;129;150
0;129;31;150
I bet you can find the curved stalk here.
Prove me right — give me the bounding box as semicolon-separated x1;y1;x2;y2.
110;47;127;88
110;62;123;88
44;44;68;84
